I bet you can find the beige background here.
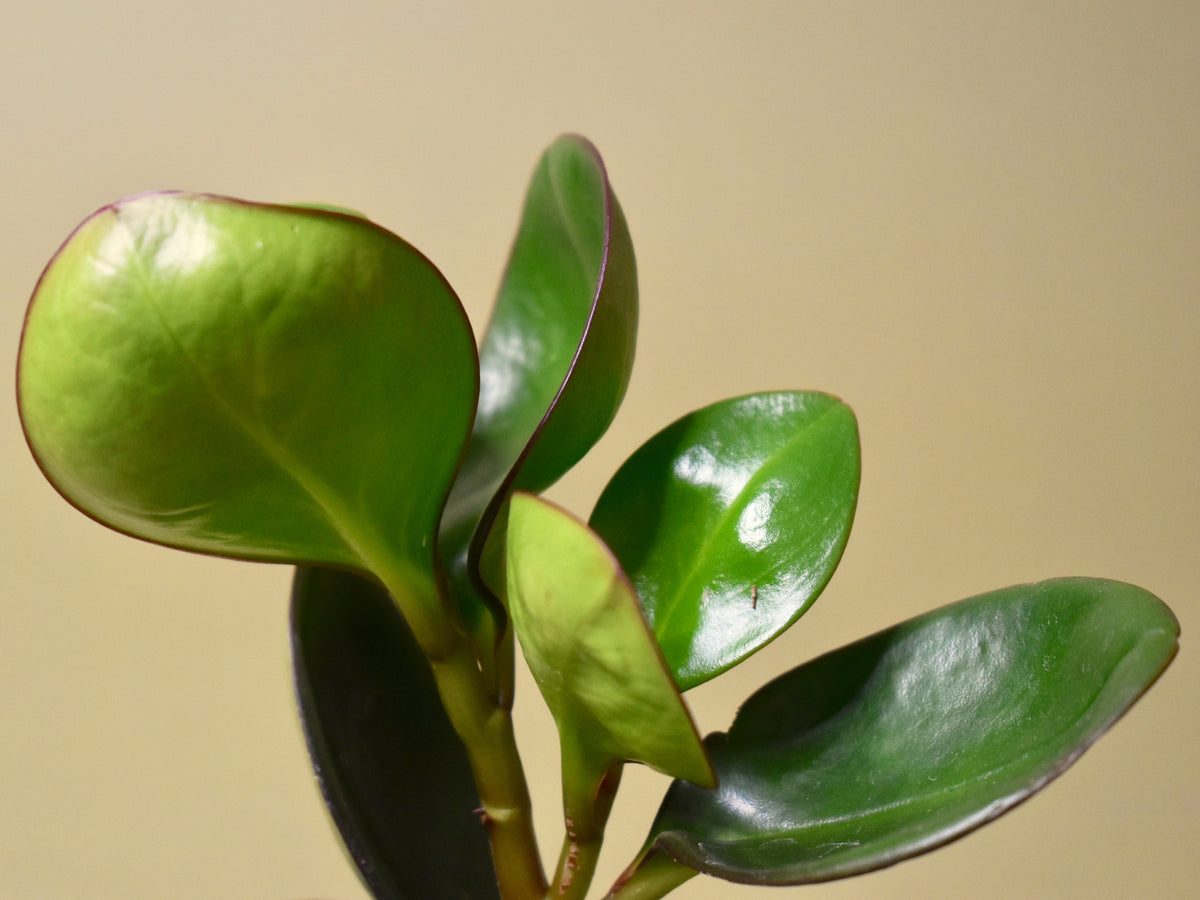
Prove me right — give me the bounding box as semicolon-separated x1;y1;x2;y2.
3;2;1196;898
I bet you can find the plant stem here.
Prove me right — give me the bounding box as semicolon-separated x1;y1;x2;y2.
551;750;623;899
605;850;696;900
376;558;546;899
430;638;546;898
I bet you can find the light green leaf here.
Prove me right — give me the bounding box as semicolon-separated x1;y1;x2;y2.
505;492;713;789
18;193;476;636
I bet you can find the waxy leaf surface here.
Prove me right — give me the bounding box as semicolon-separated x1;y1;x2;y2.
18;194;476;618
291;566;498;900
505;493;713;789
440;135;638;623
590;391;859;689
642;578;1179;885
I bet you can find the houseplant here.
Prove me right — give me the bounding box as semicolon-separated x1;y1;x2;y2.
15;134;1179;899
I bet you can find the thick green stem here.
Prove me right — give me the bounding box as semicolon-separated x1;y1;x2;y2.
375;557;545;899
605;850;696;900
430;639;546;899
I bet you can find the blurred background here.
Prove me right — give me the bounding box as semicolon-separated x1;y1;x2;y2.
3;2;1196;898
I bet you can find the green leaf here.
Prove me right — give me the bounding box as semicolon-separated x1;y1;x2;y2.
291;566;499;900
640;577;1179;885
590;391;860;690
18;193;476;636
440;135;638;627
505;492;713;790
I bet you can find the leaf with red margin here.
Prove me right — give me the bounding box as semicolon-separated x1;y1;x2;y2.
635;578;1178;886
439;135;638;636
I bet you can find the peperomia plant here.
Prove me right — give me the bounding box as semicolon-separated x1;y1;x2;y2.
16;135;1179;900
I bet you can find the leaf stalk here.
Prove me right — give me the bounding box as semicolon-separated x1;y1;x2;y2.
605;850;696;900
550;748;623;898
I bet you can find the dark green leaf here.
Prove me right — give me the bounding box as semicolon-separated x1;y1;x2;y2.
505;493;713;789
642;577;1179;885
440;135;638;627
291;566;499;900
18;194;477;631
590;391;859;689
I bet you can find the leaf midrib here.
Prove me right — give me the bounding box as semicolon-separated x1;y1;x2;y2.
124;234;384;573
650;400;846;660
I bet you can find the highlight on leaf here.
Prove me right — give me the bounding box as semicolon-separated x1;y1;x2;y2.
438;134;638;640
590;391;860;690
18;193;477;635
632;578;1179;888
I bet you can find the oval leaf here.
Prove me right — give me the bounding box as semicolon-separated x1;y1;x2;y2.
642;577;1179;885
291;566;498;900
440;135;638;624
505;493;713;789
18;193;476;616
590;391;860;690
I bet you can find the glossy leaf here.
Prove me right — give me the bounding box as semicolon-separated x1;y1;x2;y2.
505;493;714;790
640;577;1179;885
291;566;498;900
590;391;859;690
18;193;476;623
440;135;638;625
